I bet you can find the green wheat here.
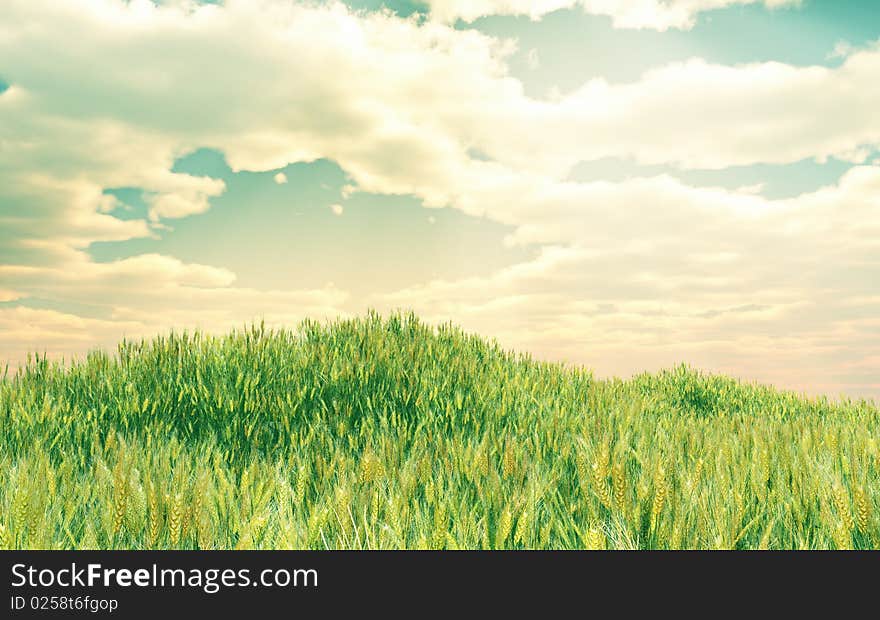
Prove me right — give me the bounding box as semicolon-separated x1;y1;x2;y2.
0;311;877;549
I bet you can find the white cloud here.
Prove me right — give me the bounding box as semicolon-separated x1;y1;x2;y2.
330;204;344;216
828;40;854;60
525;48;540;70
0;289;21;303
422;0;800;30
466;55;880;174
146;176;226;221
3;1;878;220
274;172;288;184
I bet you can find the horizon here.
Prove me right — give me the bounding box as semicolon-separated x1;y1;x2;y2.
2;0;879;400
4;313;876;406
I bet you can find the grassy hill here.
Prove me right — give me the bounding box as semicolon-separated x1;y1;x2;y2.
1;312;877;549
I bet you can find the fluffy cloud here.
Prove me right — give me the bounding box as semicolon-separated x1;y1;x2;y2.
145;176;226;221
421;0;800;29
541;54;880;170
3;0;878;226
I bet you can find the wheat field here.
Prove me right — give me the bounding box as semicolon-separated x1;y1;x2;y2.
1;312;877;550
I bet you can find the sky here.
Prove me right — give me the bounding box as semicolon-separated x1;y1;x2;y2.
1;0;878;399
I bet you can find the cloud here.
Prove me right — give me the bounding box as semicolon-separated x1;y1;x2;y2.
421;0;800;30
0;251;351;318
274;172;288;184
3;1;878;230
463;54;880;175
828;40;854;60
330;204;344;216
146;176;227;221
526;48;540;70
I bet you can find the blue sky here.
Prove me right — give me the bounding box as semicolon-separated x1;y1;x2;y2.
91;149;533;297
1;0;879;398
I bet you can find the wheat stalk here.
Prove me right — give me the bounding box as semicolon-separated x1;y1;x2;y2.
832;483;853;533
853;486;870;533
650;463;668;537
112;461;127;537
168;493;183;547
495;509;513;549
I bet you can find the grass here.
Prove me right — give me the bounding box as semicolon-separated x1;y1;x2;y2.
1;311;877;549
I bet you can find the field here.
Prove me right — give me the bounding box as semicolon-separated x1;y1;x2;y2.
1;312;878;550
